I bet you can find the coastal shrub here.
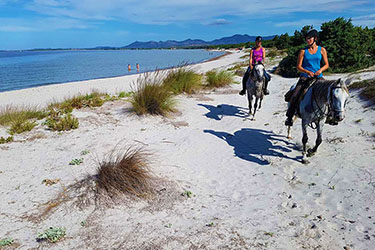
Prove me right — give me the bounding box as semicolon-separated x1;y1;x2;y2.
274;18;375;77
0;106;48;126
96;146;153;197
45;113;79;131
162;67;202;94
36;227;66;243
349;78;375;105
205;70;234;88
9;120;37;135
0;136;14;144
130;72;176;116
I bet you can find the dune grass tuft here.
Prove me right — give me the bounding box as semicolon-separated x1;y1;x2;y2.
96;146;153;198
205;70;234;88
48;91;106;113
0;106;48;126
9;120;37;135
130;71;176;116
162;67;202;94
349;78;375;105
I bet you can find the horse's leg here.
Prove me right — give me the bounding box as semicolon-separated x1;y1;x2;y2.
253;97;258;117
308;120;323;157
301;121;309;164
247;91;252;115
259;97;263;110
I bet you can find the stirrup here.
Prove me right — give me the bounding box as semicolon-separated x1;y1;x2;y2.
264;89;270;95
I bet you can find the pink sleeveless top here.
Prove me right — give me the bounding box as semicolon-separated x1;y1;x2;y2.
252;47;263;65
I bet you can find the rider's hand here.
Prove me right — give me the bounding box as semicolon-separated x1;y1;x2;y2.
307;71;315;78
314;70;322;76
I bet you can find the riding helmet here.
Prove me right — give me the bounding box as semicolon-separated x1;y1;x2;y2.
306;29;319;38
255;36;262;42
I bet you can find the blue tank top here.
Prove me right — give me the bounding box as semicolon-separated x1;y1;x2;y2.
300;46;322;78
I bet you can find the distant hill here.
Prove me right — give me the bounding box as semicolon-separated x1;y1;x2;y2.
123;34;275;49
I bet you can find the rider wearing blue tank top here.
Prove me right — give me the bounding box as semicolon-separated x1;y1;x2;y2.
285;29;329;126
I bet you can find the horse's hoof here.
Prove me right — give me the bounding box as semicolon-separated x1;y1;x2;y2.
307;149;316;157
302;158;310;164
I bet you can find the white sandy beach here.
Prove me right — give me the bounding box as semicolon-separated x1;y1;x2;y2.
0;50;374;250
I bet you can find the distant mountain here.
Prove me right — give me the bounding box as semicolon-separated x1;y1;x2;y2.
123;34;275;49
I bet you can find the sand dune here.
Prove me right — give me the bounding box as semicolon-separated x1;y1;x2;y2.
0;50;374;249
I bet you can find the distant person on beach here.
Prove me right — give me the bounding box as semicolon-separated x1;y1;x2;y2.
128;64;131;72
284;29;329;126
239;36;271;96
136;63;140;72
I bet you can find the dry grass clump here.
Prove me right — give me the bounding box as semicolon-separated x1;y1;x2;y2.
162;67;202;94
267;47;286;59
96;146;153;198
205;70;234;88
130;71;176;116
349;78;375;105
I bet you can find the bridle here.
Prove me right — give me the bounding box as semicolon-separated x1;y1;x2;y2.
310;80;346;129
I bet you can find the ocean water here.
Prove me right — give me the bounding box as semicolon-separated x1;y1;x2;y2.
0;49;224;92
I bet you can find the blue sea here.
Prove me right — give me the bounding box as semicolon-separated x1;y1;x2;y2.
0;49;224;92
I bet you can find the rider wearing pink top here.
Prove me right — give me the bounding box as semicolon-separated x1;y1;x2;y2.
239;36;271;96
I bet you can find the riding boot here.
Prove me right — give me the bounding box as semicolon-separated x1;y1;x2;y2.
285;98;297;126
263;80;270;95
239;67;250;96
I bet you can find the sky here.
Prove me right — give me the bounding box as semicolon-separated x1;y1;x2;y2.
0;0;374;50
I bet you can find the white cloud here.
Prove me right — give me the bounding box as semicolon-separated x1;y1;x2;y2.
0;17;92;32
21;0;374;25
352;14;375;28
274;19;324;28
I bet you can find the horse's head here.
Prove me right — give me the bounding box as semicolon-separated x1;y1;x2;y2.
331;79;349;122
253;63;265;82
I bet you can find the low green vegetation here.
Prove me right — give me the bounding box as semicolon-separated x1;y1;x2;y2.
0;237;14;247
349;78;375;105
205;70;234;88
45;112;79;131
36;227;66;243
48;91;106;113
0;136;14;144
130;72;176;116
69;158;84;165
163;67;202;94
0;106;48;126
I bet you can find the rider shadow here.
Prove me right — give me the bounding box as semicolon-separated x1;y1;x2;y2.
198;104;248;121
204;128;298;165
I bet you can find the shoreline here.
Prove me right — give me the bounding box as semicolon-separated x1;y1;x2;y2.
0;50;243;108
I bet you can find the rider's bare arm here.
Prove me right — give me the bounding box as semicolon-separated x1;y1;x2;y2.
249;50;253;69
297;49;314;78
262;48;266;63
314;47;329;76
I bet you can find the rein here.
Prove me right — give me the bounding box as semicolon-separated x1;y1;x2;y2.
309;81;339;129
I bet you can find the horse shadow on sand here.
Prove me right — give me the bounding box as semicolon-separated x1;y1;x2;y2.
198;104;248;121
204;128;298;165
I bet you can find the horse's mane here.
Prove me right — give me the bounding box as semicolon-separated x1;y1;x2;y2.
312;79;347;101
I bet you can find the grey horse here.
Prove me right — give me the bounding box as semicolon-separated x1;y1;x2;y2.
246;63;265;119
287;79;349;164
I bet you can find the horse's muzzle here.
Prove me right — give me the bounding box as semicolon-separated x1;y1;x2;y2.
334;112;345;121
